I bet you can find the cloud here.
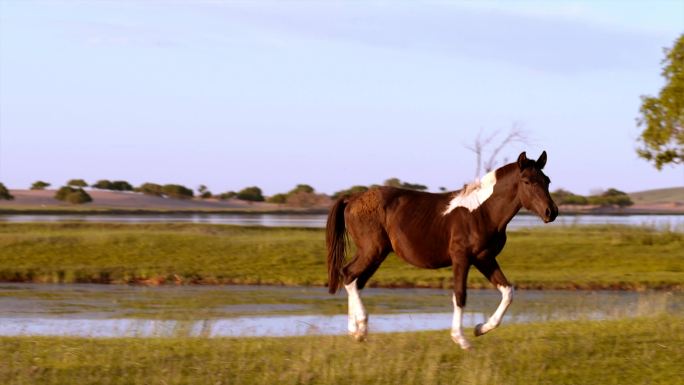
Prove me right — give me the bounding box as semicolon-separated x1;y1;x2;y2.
202;2;670;74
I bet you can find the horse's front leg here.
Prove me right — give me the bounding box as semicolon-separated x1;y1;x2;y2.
473;258;513;336
450;258;471;349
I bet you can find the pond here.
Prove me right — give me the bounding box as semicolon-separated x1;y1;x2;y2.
1;213;683;230
0;284;680;338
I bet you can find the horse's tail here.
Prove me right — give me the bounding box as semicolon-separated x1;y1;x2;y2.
326;197;347;294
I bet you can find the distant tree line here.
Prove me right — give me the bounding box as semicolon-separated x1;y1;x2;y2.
21;176;438;206
552;188;633;208
8;178;637;209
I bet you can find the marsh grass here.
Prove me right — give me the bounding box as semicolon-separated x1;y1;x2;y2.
1;315;681;385
0;223;681;290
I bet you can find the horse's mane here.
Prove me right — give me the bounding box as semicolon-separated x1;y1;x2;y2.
443;169;498;214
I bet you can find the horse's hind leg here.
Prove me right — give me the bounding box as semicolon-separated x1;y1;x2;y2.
473;258;513;337
342;247;390;341
451;256;472;350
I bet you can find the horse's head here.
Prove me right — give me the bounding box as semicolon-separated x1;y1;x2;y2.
516;151;558;223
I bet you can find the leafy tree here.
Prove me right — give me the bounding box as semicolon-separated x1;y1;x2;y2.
284;184;322;206
561;194;589;205
288;184;315;195
401;182;428;191
602;188;629;197
0;183;14;200
30;181;51;190
332;185;369;199
92;180;113;190
236;186;264;202
383;178;427;191
218;191;237;200
54;186;92;204
95;180;133;191
67;179;88;188
161;184;194;199
286;191;326;207
551;188;589;205
267;193;288;204
637;34;684;169
588;188;633;208
383;178;402;188
136;183;163;196
111;181;133;191
65;189;92;204
197;185;212;199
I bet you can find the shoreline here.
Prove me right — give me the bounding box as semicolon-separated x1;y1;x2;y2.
0;223;681;293
0;277;680;292
0;208;682;216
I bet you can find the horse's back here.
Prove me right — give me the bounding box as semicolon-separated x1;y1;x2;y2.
345;187;453;267
345;186;443;224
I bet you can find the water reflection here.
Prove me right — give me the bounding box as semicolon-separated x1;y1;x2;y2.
0;313;485;338
0;284;680;338
1;213;683;229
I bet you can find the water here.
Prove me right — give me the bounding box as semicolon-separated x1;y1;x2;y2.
0;214;327;228
1;213;683;229
0;284;680;338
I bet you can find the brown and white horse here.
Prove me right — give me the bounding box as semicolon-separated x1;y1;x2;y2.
326;151;558;349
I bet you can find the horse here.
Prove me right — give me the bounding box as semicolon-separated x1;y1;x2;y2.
326;151;558;349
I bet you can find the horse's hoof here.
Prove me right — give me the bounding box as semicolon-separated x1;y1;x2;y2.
451;335;471;350
350;320;367;342
474;323;485;337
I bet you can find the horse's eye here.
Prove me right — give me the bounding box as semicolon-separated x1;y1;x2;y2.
523;179;531;185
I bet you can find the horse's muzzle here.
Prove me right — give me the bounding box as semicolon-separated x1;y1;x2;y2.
543;204;559;223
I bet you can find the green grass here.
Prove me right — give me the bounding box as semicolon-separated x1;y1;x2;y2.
1;315;682;385
0;223;682;290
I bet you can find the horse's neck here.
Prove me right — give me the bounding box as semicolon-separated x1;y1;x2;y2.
479;172;521;233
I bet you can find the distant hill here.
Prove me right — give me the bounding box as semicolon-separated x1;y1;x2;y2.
629;187;684;205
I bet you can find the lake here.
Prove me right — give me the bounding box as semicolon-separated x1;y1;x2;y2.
1;213;683;229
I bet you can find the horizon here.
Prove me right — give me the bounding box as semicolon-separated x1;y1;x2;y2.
1;1;683;196
3;173;683;197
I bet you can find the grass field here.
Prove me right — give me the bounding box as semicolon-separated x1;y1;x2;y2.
1;315;681;385
0;223;682;290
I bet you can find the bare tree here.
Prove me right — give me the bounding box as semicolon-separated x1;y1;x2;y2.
465;123;529;178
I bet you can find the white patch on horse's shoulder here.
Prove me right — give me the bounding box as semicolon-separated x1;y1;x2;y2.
443;170;497;214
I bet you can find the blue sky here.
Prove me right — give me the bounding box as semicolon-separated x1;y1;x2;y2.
0;0;682;195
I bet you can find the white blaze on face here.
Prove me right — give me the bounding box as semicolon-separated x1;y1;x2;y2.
443;170;497;214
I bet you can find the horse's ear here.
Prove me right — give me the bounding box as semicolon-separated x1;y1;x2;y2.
517;152;528;170
537;151;547;169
